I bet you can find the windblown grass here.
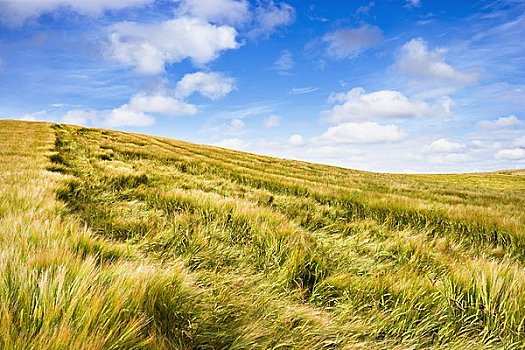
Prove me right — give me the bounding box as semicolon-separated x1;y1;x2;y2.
1;120;524;349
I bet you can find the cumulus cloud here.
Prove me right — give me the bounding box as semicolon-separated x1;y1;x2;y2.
264;114;281;128
100;85;219;126
394;38;478;85
175;72;236;100
322;25;383;59
176;0;249;26
61;71;234;127
496;148;525;160
273;50;294;74
107;17;239;74
0;0;151;26
248;1;295;39
319;122;405;144
324;87;436;123
424;138;464;153
477;115;521;129
61;91;196;128
127;92;197;116
105;106;155;127
288;134;304;146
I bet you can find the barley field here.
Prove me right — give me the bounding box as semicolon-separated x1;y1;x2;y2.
1;119;525;349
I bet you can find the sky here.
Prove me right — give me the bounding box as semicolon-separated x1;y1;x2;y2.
0;0;524;173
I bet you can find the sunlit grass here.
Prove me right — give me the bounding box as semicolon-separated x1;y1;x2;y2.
1;120;524;349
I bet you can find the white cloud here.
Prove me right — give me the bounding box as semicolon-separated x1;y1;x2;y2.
514;136;525;147
394;38;478;85
319;122;405;144
19;111;49;122
61;105;156;128
176;0;249;26
495;148;525;160
218;103;276;120
15;109;50;122
100;76;229;126
291;87;319;95
471;140;484;148
424;138;464;153
0;0;151;26
59;70;236;127
62;109;99;125
405;0;421;8
322;25;383;59
273;50;294;74
105;106;154;127
175;72;236;100
128;92;197;116
324;87;434;123
229;118;245;130
248;1;295;39
430;153;471;164
107;17;239;74
214;138;249;150
264;114;280;128
477;115;521;129
356;2;375;15
288;134;304;146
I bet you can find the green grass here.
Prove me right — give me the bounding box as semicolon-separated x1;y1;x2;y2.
1;120;525;349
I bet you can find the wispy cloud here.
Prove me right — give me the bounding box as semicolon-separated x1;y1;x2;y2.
307;4;328;22
405;0;421;9
247;1;296;39
218;102;279;120
288;134;304;146
393;38;479;86
357;2;375;15
264;114;281;128
321;25;383;59
290;87;319;95
273;50;294;74
0;0;152;27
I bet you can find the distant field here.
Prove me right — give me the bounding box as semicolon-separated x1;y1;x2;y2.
1;120;525;349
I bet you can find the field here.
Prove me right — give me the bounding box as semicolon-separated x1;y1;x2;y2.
1;119;525;349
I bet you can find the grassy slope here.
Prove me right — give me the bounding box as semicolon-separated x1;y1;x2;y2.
1;120;525;349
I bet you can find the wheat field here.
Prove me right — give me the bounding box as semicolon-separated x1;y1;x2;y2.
1;120;525;349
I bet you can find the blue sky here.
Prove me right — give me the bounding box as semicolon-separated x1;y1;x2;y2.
0;0;524;173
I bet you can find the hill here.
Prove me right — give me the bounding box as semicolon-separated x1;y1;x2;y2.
1;119;525;349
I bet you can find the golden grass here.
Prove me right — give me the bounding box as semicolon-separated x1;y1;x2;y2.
1;119;524;349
